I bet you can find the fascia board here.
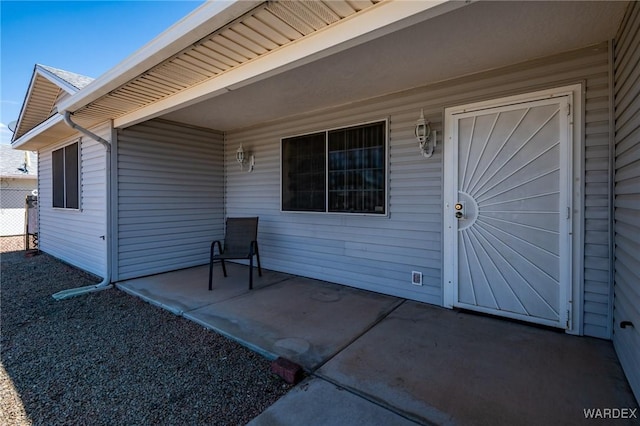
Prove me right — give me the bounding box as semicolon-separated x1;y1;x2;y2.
12;66;78;143
11;114;65;150
114;0;466;129
12;68;40;142
57;0;263;114
35;65;81;94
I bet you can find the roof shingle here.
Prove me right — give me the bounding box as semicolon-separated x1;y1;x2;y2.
39;64;94;90
0;145;37;178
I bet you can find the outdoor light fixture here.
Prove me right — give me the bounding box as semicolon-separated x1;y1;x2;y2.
415;109;436;158
236;144;255;173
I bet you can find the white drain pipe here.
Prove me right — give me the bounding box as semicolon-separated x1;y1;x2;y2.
52;112;113;300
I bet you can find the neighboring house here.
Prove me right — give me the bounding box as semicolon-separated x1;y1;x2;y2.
10;1;639;402
0;144;37;237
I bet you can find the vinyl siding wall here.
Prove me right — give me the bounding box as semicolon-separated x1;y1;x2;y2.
226;44;614;337
116;120;224;280
38;122;110;277
613;1;640;402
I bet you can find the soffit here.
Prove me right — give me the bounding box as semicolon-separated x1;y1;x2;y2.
71;0;381;126
14;65;92;142
14;75;61;140
161;0;628;132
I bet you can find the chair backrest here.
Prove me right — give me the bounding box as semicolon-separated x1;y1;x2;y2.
224;217;259;255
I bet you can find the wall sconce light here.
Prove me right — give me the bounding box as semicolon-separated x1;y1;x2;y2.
236;144;255;173
415;109;436;158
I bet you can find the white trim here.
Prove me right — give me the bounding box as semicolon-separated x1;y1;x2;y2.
51;138;81;211
13;69;40;143
110;126;119;282
11;114;65;149
443;84;583;333
112;1;466;129
443;109;458;308
279;118;389;217
572;82;586;336
13;66;80;145
35;65;82;95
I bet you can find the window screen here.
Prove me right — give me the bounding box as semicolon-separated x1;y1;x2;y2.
328;122;386;213
281;121;386;214
52;148;65;208
282;132;326;212
52;142;79;209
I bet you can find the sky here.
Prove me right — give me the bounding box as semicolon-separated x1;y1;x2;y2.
0;0;207;145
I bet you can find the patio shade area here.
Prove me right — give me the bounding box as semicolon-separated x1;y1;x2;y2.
117;263;402;368
117;264;638;425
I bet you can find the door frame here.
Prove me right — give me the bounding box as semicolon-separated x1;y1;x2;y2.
443;84;584;335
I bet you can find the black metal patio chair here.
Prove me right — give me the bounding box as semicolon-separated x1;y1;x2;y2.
208;217;262;291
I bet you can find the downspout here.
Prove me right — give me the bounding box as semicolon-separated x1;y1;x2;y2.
52;111;113;300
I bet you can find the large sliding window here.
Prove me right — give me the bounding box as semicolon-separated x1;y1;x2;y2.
282;121;386;214
52;141;79;209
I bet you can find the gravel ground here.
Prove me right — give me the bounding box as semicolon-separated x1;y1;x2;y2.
1;250;292;425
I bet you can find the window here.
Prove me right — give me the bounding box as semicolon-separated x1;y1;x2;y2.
52;141;79;209
282;121;386;214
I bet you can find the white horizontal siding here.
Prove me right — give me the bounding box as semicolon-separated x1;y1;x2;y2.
613;0;640;403
226;43;613;334
37;122;109;277
116;120;224;280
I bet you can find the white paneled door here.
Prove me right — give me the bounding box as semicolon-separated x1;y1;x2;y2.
445;93;573;329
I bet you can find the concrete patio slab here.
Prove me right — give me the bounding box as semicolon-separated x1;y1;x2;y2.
115;266;638;424
117;264;292;315
318;301;639;425
184;276;402;369
248;377;420;426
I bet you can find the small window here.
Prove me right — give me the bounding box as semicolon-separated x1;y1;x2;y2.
282;121;386;214
52;141;79;209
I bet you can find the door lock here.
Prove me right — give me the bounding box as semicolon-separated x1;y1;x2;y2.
454;202;465;219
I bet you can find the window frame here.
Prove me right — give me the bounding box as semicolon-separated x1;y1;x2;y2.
52;140;81;210
280;118;389;216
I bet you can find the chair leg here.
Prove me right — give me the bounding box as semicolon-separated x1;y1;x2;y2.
254;242;263;276
249;255;254;290
220;259;228;277
208;246;214;291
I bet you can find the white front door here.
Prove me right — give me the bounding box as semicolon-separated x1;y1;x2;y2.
444;92;573;329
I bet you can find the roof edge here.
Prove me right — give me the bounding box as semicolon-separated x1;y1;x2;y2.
35;64;84;94
11;114;65;150
11;65;41;143
57;0;263;114
12;64;88;142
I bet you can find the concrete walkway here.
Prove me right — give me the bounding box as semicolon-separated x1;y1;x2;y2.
117;265;638;425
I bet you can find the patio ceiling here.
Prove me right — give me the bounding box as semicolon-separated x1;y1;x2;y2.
159;0;628;132
66;0;384;127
